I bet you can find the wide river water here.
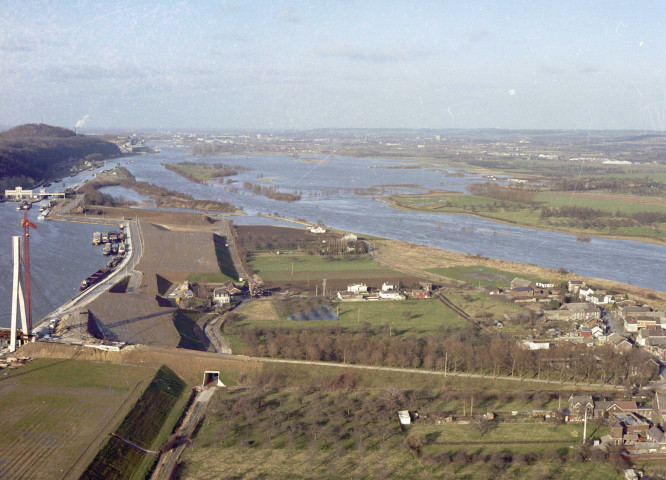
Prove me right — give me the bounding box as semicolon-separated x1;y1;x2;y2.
1;143;664;328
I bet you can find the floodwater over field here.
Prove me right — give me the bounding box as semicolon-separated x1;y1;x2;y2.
124;144;665;292
1;143;665;327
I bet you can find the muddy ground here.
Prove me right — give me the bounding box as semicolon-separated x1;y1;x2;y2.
135;222;220;294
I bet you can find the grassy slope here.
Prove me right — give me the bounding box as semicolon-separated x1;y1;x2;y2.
80;365;187;480
172;310;210;351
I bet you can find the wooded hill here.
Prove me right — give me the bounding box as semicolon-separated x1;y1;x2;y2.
0;123;120;191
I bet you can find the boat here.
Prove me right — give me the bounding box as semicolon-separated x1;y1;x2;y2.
117;231;125;241
118;242;125;255
80;268;111;290
102;232;109;243
111;243;119;254
102;243;112;255
108;231;118;242
107;256;122;269
92;232;102;245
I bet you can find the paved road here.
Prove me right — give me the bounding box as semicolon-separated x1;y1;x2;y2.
604;310;624;336
204;314;232;354
150;387;217;480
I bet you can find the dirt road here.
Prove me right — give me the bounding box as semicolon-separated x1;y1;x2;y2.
150;387;217;480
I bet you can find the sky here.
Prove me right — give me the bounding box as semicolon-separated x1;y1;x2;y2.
1;1;665;131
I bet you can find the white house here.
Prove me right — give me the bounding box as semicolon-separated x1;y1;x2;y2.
567;280;586;294
347;283;368;294
213;288;231;306
398;410;411;425
591;325;605;338
378;291;405;300
309;226;326;234
588;293;614;305
522;341;550;350
381;282;397;292
579;287;595;300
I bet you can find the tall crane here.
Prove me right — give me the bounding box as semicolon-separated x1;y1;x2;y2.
21;210;36;334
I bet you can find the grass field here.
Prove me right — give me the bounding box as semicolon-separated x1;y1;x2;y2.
227;298;469;340
413;422;606;446
426;264;549;289
164;163;220;182
0;358;156;480
446;291;524;320
389;190;666;241
249;252;392;280
247;251;419;295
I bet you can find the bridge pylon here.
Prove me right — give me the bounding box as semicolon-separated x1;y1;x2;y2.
10;236;29;352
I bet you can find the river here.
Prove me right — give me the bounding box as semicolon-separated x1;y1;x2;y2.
1;144;664;328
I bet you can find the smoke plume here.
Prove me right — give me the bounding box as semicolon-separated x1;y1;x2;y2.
75;114;90;129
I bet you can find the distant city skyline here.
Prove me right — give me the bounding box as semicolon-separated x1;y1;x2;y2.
1;1;665;132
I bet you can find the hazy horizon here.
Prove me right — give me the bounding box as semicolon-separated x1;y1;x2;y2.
3;1;665;132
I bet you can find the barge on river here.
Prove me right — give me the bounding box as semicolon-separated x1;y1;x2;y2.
80;268;111;291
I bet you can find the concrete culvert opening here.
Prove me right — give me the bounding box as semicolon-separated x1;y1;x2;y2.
203;370;225;387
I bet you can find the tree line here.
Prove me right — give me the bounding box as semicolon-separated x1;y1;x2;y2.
541;206;666;226
227;322;658;387
553;176;666;195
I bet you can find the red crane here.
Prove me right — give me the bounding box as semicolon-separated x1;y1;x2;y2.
21;210;36;335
